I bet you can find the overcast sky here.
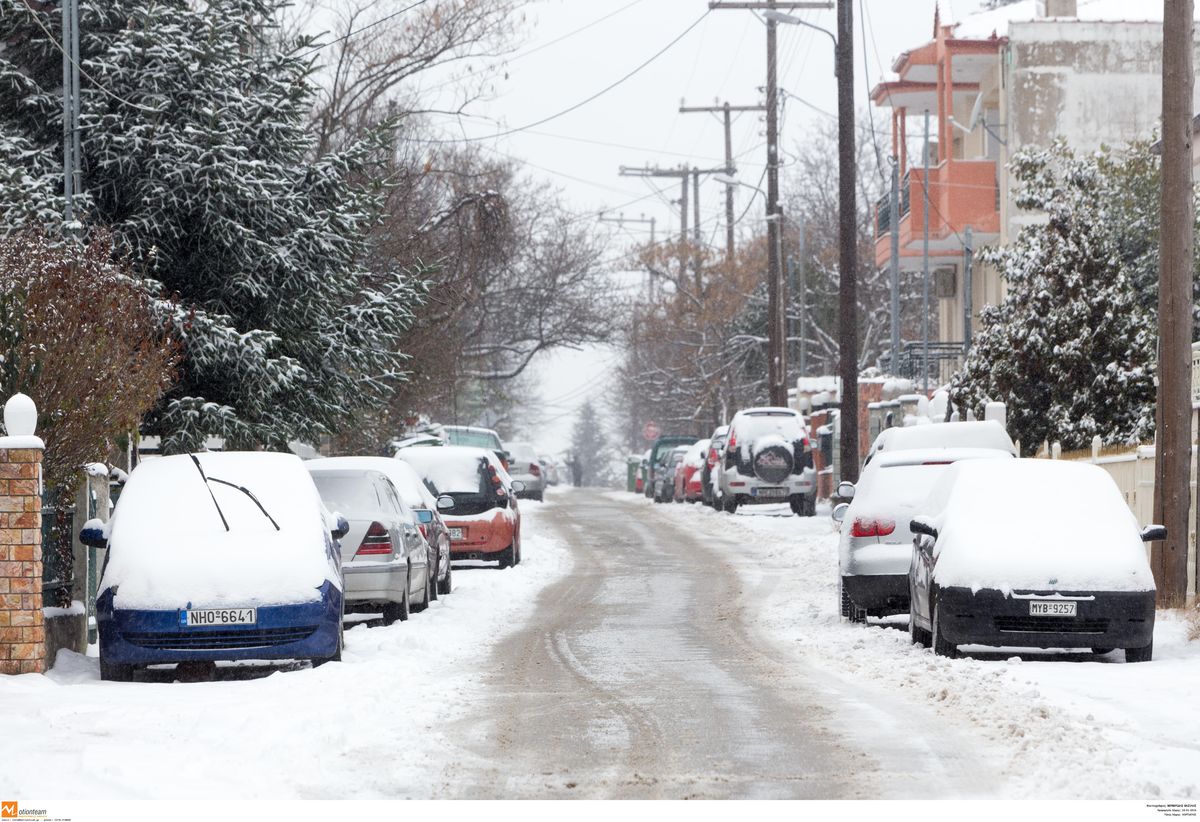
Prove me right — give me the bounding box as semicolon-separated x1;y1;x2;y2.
414;0;990;455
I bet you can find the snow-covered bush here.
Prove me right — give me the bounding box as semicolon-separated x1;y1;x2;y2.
0;232;178;493
951;141;1157;453
0;0;424;452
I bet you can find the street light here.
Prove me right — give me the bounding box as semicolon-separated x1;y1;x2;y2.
762;10;837;72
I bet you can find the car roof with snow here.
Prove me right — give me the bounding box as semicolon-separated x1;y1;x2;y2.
306;456;438;511
921;459;1155;593
396;445;511;494
868;420;1016;460
102;452;336;610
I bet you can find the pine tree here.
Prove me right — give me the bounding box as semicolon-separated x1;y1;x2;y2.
569;400;613;487
0;0;424;451
951;142;1157;453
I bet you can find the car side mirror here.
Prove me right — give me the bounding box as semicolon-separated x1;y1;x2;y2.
1140;524;1167;543
436;495;455;511
416;509;434;525
79;522;107;549
837;481;856;500
331;513;350;541
831;502;849;523
511;480;526;494
909;517;938;541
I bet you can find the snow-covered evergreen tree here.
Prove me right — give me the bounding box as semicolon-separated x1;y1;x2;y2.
951;141;1157;453
0;0;424;451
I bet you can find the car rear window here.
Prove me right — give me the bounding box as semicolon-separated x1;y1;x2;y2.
734;412;805;442
445;428;501;449
311;474;385;514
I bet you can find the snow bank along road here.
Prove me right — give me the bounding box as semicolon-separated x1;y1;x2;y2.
3;489;1197;799
0;503;572;799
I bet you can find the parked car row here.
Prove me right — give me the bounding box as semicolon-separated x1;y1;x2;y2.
832;420;1160;663
393;423;560;500
83;445;527;682
638;406;817;517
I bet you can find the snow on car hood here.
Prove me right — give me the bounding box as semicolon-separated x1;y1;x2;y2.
926;460;1155;594
102;452;337;610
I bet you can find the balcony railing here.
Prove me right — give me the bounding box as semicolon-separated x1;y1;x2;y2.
882;341;965;385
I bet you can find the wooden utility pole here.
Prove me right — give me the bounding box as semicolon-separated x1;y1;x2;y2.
835;0;859;482
1153;0;1194;608
619;164;726;282
710;1;831;407
679;101;767;261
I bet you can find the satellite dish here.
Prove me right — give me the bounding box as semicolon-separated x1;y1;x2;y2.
968;90;986;131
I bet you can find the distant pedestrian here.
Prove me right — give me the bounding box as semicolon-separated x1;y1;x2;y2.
569;453;583;487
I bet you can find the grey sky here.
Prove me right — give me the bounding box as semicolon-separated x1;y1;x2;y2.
414;0;988;454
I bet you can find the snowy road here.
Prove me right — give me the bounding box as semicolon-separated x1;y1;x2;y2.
441;490;996;799
4;488;1198;800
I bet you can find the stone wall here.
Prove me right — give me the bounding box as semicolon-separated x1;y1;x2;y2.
0;447;44;674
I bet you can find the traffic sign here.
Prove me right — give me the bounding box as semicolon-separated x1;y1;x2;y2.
642;421;660;442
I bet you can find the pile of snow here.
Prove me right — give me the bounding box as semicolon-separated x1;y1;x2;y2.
102;452;336;610
924;460;1155;593
0;502;572;799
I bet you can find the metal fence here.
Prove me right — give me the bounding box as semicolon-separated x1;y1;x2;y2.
882;341;965;386
40;487;74;609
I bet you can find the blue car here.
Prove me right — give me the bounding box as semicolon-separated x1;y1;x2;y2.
84;452;346;682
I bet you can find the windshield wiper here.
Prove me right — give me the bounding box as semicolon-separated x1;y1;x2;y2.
206;477;281;531
188;454;230;532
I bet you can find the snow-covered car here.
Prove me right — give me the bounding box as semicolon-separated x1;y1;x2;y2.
441;425;509;469
505;441;546;501
307;460;439;619
539;455;561;486
832;447;1014;622
87;452;345;681
674;438;710;502
864;419;1017;466
397;446;525;568
656;445;689;503
701;425;728;509
719;407;816;515
907;459;1161;661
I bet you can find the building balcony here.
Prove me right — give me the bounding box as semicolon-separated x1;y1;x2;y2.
873;159;1000;269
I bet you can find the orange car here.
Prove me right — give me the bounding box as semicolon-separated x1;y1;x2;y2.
396;446;523;568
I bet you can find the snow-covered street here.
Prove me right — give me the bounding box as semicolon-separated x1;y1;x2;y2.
630;493;1200;800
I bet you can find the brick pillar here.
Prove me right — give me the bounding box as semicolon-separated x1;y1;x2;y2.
1;392;45;676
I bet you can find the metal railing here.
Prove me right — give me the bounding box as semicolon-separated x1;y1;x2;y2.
882;341;965;385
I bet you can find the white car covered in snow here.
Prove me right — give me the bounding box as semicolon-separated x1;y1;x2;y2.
833;446;1013;622
718;407;816;515
864;419;1018;466
907;459;1161;661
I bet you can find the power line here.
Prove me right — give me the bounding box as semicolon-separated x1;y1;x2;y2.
859;0;887;181
428;9;712;145
297;0;432;60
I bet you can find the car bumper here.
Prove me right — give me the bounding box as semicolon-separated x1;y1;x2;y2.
447;517;514;559
97;583;342;666
722;469;816;502
843;573;909;614
844;542;911;577
935;586;1156;650
343;560;408;603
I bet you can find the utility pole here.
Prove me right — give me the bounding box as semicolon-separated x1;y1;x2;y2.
710;1;831;408
620;164;726;283
835;0;858;482
61;0;78;227
921;109;931;394
1154;0;1194;608
889;157;901;374
679;101;767;261
599;212;657;295
962;225;973;354
797;212;807;377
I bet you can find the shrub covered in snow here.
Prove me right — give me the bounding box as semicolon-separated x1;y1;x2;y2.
951;141;1157;453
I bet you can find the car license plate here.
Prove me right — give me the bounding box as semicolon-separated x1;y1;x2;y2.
449;527;464;541
1029;600;1076;617
754;487;787;498
181;608;256;627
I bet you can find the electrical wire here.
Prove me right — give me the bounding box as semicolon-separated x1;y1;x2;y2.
297;0;432;60
427;9;712;145
859;0;888;181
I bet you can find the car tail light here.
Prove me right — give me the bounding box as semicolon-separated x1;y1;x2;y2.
850;517;896;538
357;521;393;555
530;463;542;477
727;433;736;452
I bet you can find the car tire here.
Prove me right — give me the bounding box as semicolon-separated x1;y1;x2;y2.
498;544;516;568
413;565;433;613
932;605;957;658
382;576;411;625
839;577;851;619
802;494;817;517
789;494;805;516
429;555;440;603
909;601;932;648
438;560;453;596
722;495;738;514
99;657;135;682
1091;647;1113;656
1125;641;1153;663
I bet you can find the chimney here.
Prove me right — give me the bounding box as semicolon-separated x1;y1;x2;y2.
1039;0;1078;17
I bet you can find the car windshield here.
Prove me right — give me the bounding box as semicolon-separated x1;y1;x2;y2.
445;428;501;449
310;474;382;514
397;449;488;495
